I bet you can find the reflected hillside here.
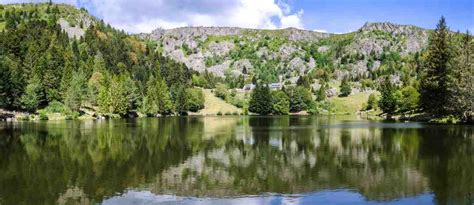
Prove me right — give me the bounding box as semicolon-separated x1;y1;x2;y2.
0;117;472;205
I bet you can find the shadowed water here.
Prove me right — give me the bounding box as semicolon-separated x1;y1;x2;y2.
0;116;472;205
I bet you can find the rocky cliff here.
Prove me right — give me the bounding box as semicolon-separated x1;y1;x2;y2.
141;23;430;86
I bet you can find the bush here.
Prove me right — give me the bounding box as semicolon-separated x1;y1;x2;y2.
232;111;239;115
271;90;290;115
224;112;232;115
249;84;273;115
339;77;352;97
216;111;223;116
39;113;49;121
43;101;69;113
185;88;205;112
214;83;229;100
365;93;378;110
285;86;313;113
17;115;30;121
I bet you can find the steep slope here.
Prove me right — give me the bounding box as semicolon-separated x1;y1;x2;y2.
0;3;96;38
141;23;430;87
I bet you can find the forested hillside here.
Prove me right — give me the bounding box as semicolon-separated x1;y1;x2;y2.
0;3;205;119
0;3;472;122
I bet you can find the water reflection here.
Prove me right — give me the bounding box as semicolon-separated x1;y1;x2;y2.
0;116;472;205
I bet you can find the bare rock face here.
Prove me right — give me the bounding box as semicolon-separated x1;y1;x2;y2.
232;59;253;74
140;23;430;83
357;22;429;55
208;41;234;57
58;10;94;39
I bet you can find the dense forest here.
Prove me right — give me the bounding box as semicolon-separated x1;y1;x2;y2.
0;3;472;123
0;3;208;118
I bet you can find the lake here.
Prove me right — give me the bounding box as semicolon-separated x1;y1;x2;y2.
0;116;472;205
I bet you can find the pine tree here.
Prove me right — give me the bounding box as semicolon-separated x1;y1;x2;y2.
175;85;188;115
20;75;43;112
378;78;399;117
249;83;272;115
420;16;452;116
0;59;13;108
60;48;75;99
339;77;352;97
271;90;290;115
449;30;473;120
108;75;129;116
316;83;327;101
64;69;87;112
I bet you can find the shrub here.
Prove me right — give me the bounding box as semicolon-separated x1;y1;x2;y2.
185;88;205;112
365;93;378;110
39;113;49;121
339;77;352;97
224;112;232;115
214;83;229;100
216;111;223;116
271;90;290;115
43;101;69;113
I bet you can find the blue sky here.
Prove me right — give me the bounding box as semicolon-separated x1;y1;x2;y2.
3;0;473;33
293;0;474;33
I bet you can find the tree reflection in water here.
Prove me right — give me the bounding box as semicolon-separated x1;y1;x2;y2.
0;116;472;205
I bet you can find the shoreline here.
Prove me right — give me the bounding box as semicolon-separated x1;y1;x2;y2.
2;110;472;125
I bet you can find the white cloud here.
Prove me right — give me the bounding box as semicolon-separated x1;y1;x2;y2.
280;10;304;29
313;29;328;33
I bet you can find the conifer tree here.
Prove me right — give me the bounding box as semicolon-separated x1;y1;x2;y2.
378;78;399;117
64;69;87;112
175;85;188;115
20;75;43;112
249;83;272;115
317;83;327;101
339;77;351;97
449;30;473;120
420;16;452;116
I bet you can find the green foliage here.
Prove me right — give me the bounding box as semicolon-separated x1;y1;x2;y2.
98;74;132;116
191;74;208;88
308;101;333;115
398;86;420;114
214;83;229;100
175;85;188;115
185;88;204;112
271;90;290;115
365;93;378;110
339;77;352;97
42;101;68;113
64;70;87;112
20;75;42;112
420;16;452;116
140;75;173;116
285;86;313;113
378;78;399;115
316;83;327;101
39;113;49;120
248;84;272;115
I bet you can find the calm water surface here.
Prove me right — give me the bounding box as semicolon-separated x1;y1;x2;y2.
0;116;472;205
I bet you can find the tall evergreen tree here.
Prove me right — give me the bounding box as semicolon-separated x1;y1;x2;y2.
175;85;188;115
339;77;352;97
249;84;273;115
420;16;452;116
60;48;75;99
20;75;43;112
378;77;399;117
64;69;87;112
449;30;473;120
